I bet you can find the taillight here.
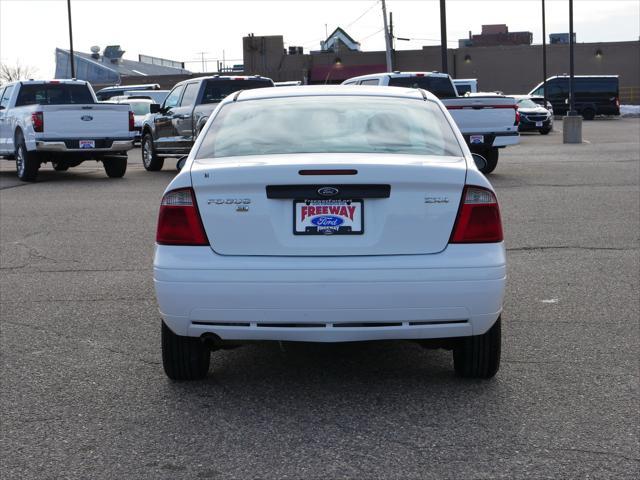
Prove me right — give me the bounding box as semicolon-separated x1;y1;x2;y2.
156;188;209;246
514;107;520;126
31;112;44;132
128;111;135;131
450;186;503;243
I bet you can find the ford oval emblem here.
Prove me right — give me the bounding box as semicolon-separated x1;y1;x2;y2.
317;186;339;196
311;216;344;227
81;115;93;121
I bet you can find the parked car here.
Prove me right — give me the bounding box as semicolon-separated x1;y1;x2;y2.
0;80;134;181
528;95;554;114
343;72;519;174
154;85;505;381
513;95;553;134
104;97;153;141
528;75;620;120
453;78;478;95
95;83;161;101
141;75;274;171
123;90;170;104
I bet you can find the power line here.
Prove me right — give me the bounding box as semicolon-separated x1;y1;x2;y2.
360;27;385;42
346;0;380;29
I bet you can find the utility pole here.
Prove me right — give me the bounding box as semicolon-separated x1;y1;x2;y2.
381;0;392;72
196;52;208;73
542;0;547;104
439;0;448;73
66;0;75;78
389;11;395;68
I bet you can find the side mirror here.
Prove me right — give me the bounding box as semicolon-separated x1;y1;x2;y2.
471;153;487;171
176;156;187;172
149;103;161;114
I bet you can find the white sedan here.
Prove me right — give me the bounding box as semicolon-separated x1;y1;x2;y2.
154;86;505;380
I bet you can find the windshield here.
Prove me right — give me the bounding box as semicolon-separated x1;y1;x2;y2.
202;79;273;104
128;101;151;115
517;98;540;109
388;76;457;99
16;84;95;106
196;96;463;159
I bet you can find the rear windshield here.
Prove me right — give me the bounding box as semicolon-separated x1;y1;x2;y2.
196;96;463;159
128;101;151;115
202;79;273;104
388;76;457;99
16;84;95;106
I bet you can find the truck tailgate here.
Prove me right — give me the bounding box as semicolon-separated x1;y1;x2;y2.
443;96;518;135
40;104;131;138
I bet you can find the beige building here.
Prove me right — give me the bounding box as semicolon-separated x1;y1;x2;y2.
242;35;640;103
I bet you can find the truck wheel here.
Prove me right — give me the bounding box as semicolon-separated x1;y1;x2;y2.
539;127;551;135
103;156;127;178
481;148;499;174
582;108;596;121
161;321;210;380
142;134;164;171
15;133;40;182
453;317;501;379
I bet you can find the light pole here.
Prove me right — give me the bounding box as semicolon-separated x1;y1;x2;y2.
563;0;582;143
568;0;576;115
542;0;547;104
439;0;448;73
67;0;75;78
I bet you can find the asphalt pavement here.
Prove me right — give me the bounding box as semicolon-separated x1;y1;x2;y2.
1;119;639;479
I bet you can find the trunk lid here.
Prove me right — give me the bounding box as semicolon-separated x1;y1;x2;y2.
41;104;131;138
191;154;466;256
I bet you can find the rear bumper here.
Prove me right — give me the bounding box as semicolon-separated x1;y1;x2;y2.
463;132;519;149
35;139;134;152
154;244;506;342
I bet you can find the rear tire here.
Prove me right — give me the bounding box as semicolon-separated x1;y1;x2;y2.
453;317;501;379
103;156;127;178
162;321;210;380
15;133;40;182
480;148;499;174
142;134;164;171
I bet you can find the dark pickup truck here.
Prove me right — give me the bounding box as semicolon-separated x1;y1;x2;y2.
140;75;274;171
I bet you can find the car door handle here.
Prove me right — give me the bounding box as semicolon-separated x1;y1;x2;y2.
176;114;190;119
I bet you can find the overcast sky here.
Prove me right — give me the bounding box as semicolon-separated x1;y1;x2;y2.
1;0;638;77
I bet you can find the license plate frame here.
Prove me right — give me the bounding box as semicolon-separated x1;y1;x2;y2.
79;140;95;149
293;199;364;235
535;121;543;127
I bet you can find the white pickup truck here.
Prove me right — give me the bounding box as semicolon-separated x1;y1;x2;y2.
342;72;520;173
0;80;134;181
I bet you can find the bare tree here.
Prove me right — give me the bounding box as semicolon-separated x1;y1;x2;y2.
0;61;38;85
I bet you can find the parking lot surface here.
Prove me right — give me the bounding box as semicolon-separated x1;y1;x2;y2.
1;119;639;479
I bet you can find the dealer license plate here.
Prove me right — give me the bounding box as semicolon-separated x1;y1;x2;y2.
469;135;484;145
79;140;95;149
294;199;363;235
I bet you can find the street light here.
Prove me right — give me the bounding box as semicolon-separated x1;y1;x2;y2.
67;0;75;78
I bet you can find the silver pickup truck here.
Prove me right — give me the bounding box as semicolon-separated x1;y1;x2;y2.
0;80;134;181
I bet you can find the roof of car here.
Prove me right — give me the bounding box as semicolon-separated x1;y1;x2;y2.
232;85;436;102
175;75;273;88
345;71;451;83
